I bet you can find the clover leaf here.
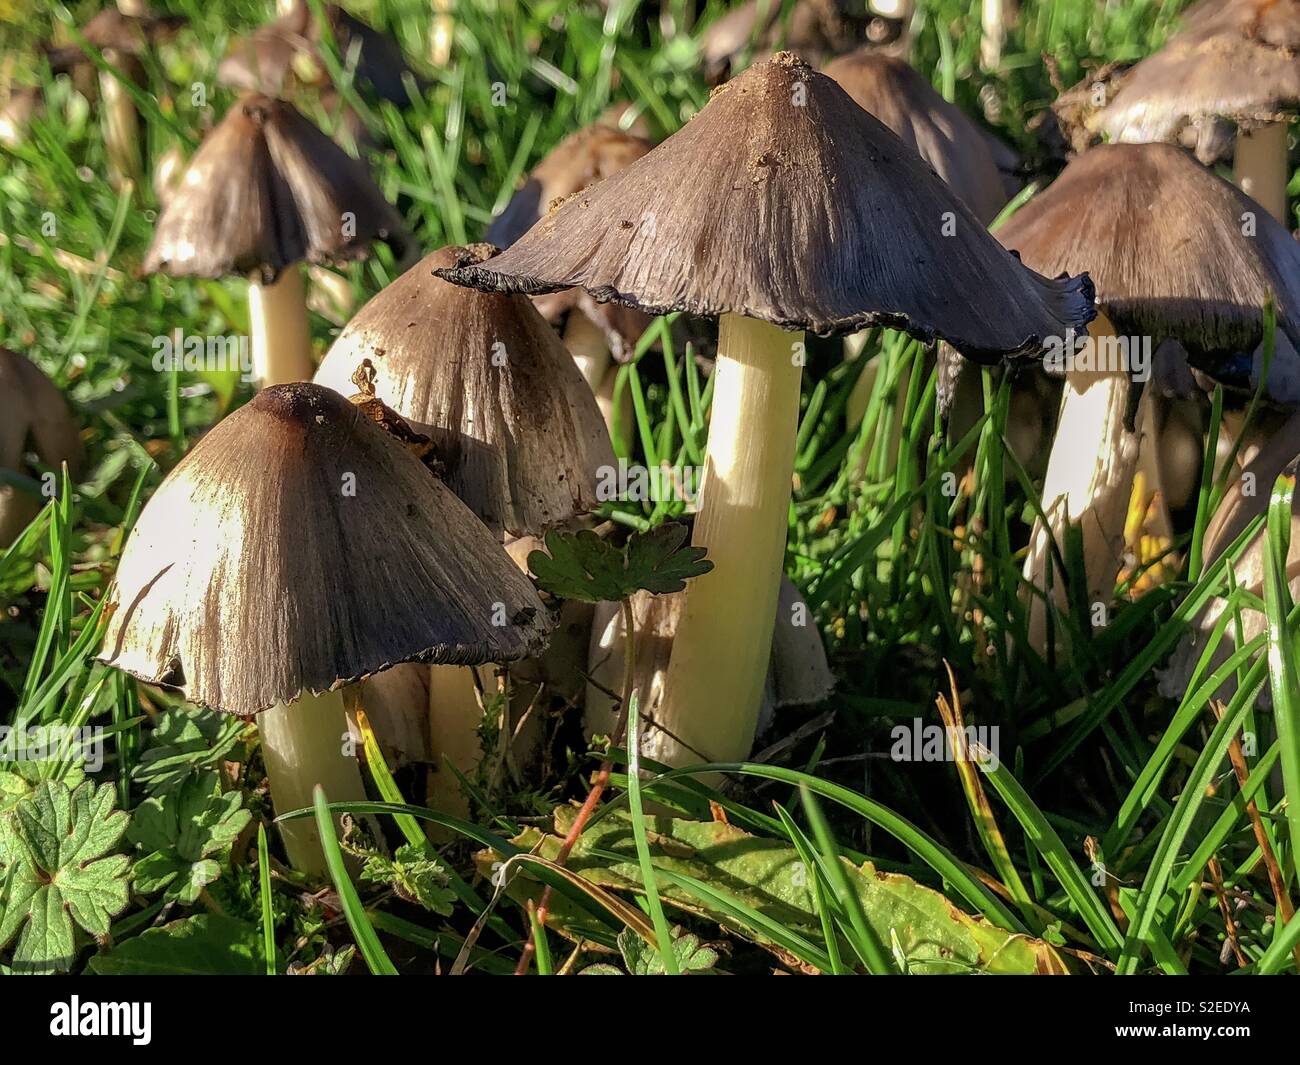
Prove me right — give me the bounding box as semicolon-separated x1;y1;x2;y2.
528;523;713;604
0;780;131;973
127;771;251;904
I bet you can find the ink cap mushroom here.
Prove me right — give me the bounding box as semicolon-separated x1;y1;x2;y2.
143;93;406;388
99;383;550;871
435;52;1095;769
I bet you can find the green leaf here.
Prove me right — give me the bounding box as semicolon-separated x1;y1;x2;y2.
88;915;264;976
486;806;1066;975
0;781;130;973
619;927;719;975
358;843;456;915
132;706;246;795
528;523;713;603
126;772;251;904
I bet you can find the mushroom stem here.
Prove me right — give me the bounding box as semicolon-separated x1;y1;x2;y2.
0;485;40;549
562;309;612;393
981;0;1006;71
248;266;315;388
1233;122;1290;224
655;313;802;766
426;663;481;818
259;687;367;874
1023;313;1140;651
100;58;142;187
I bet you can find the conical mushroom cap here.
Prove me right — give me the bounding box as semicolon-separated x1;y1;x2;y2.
487;124;655;249
436;53;1094;359
143;94;406;284
1091;0;1300;162
823;50;1012;224
0;348;83;545
487;122;656;360
314;246;616;538
994;143;1300;398
99;383;552;716
0;348;84;477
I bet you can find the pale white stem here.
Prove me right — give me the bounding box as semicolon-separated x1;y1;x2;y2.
100;59;141;187
1023;313;1139;650
1234;123;1289;224
248;266;315;388
259;687;367;874
981;0;1006;71
115;0;148;15
426;663;483;818
562;310;612;394
654;314;802;767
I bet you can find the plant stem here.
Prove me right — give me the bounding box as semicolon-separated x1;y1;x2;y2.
981;0;1006;71
259;686;367;874
1233;122;1289;225
654;313;803;768
516;595;636;975
248;266;315;388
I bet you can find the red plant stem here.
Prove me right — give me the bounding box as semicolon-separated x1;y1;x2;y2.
515;596;636;975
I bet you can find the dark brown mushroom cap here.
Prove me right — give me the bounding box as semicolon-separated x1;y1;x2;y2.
99;382;551;717
436;53;1094;360
45;9;187;75
823;50;1013;224
487;122;657;360
0;348;84;478
313;246;616;538
994;143;1300;399
1091;0;1300;162
142;93;406;283
486;124;655;250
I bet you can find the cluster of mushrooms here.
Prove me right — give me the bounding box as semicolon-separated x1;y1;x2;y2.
3;0;1299;874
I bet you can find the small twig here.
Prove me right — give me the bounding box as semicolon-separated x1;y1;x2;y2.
1206;855;1248;968
514;596;637;975
1212;700;1299;971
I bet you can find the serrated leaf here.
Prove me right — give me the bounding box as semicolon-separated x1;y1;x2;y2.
359;843;455;915
528;523;713;603
127;772;250;904
87;915;263;975
0;781;130;973
132;707;246;795
619;926;718;974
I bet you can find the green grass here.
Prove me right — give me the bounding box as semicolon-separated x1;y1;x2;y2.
1;0;1298;975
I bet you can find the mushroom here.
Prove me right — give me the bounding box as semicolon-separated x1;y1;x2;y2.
486;122;656;441
824;48;1024;436
314;245;614;538
314;245;614;811
823;49;1018;225
99;383;551;871
699;0;899;84
1086;0;1300;221
993;143;1300;650
436;52;1095;768
219;0;422;106
143;93;406;389
1160;409;1300;707
43;6;187;185
585;577;833;766
0;349;83;547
